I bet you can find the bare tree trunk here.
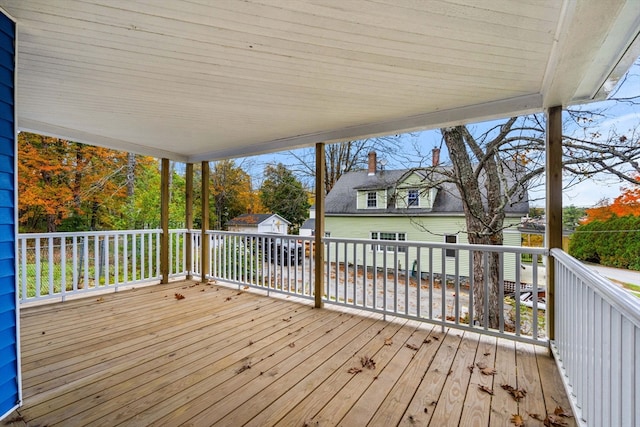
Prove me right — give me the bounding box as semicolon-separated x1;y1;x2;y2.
126;153;136;198
443;126;503;329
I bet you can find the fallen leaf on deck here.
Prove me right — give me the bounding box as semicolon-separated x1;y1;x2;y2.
483;352;491;356
288;342;295;348
236;362;251;374
530;413;544;421
502;384;527;401
174;293;185;300
225;297;232;301
510;414;525;426
384;337;393;346
432;336;440;341
544;415;568;426
96;297;104;302
478;384;494;395
347;367;362;374
468;365;475;373
475;362;497;375
553;406;573;418
282;317;292;322
361;355;376;369
406;343;419;351
423;338;432;344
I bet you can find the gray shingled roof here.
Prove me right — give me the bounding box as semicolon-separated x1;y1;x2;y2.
325;168;528;216
300;218;315;230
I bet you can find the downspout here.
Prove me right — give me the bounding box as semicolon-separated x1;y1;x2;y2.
545;105;563;341
314;143;325;308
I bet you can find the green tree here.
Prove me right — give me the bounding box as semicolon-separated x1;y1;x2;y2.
563;205;586;231
260;163;310;233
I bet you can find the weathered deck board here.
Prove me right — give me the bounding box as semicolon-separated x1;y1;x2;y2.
7;280;574;426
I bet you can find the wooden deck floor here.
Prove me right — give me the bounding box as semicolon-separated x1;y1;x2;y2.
5;280;575;426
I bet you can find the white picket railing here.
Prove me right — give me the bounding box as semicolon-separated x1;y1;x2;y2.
17;229;188;303
207;231;548;344
551;249;640;427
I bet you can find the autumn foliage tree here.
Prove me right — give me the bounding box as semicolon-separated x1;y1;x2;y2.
582;175;640;223
18;132;169;232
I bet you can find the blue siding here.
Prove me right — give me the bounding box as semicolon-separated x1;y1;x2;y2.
0;10;17;420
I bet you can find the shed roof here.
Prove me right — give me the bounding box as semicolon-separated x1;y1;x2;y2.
227;213;290;226
1;1;638;162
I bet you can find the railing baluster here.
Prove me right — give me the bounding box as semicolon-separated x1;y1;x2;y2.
47;236;54;296
60;236;66;300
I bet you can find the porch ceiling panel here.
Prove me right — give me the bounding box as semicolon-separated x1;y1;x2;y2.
1;0;639;162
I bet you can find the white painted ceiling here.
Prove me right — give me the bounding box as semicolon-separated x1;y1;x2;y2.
1;0;639;162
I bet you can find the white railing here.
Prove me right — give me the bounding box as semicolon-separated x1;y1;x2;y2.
205;231;316;301
551;249;640;427
208;231;548;344
17;229;187;303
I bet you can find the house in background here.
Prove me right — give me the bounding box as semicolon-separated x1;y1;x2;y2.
324;151;529;281
226;213;290;235
299;205;315;237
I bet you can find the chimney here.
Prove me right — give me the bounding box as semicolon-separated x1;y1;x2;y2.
368;151;377;176
432;148;440;167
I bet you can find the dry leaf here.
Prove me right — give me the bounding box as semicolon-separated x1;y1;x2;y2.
423;338;432;344
501;384;527;401
347;367;362;374
384;337;393;346
530;413;544;421
544;415;568;427
225;296;232;301
361;355;376;369
483;352;491;356
96;297;104;302
288;342;295;348
174;293;185;300
553;406;573;418
476;362;497;375
406;343;419;351
478;384;494;395
282;317;292;322
432;336;440;341
236;362;251;374
468;365;475;373
510;414;524;426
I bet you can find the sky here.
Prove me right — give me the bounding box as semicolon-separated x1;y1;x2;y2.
243;61;640;209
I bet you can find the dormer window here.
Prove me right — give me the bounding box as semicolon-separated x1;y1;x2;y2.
367;192;377;208
407;189;419;207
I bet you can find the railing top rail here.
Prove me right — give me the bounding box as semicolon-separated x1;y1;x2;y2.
551;248;640;328
206;230;315;241
18;229;163;239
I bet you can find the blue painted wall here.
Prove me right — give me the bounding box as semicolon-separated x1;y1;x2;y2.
0;10;18;420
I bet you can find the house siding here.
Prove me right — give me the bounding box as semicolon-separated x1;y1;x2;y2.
325;215;522;281
0;10;17;421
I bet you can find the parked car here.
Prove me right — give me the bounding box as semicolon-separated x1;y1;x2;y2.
268;237;304;266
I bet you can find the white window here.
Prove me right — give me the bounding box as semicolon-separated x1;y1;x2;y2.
444;234;457;257
367;192;377;208
371;232;407;252
407;189;419;207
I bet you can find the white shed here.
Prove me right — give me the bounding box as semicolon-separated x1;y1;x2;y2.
227;214;290;235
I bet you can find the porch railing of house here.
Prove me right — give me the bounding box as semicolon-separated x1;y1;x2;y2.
17;229;188;303
17;229;640;422
551;248;640;427
201;231;549;345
